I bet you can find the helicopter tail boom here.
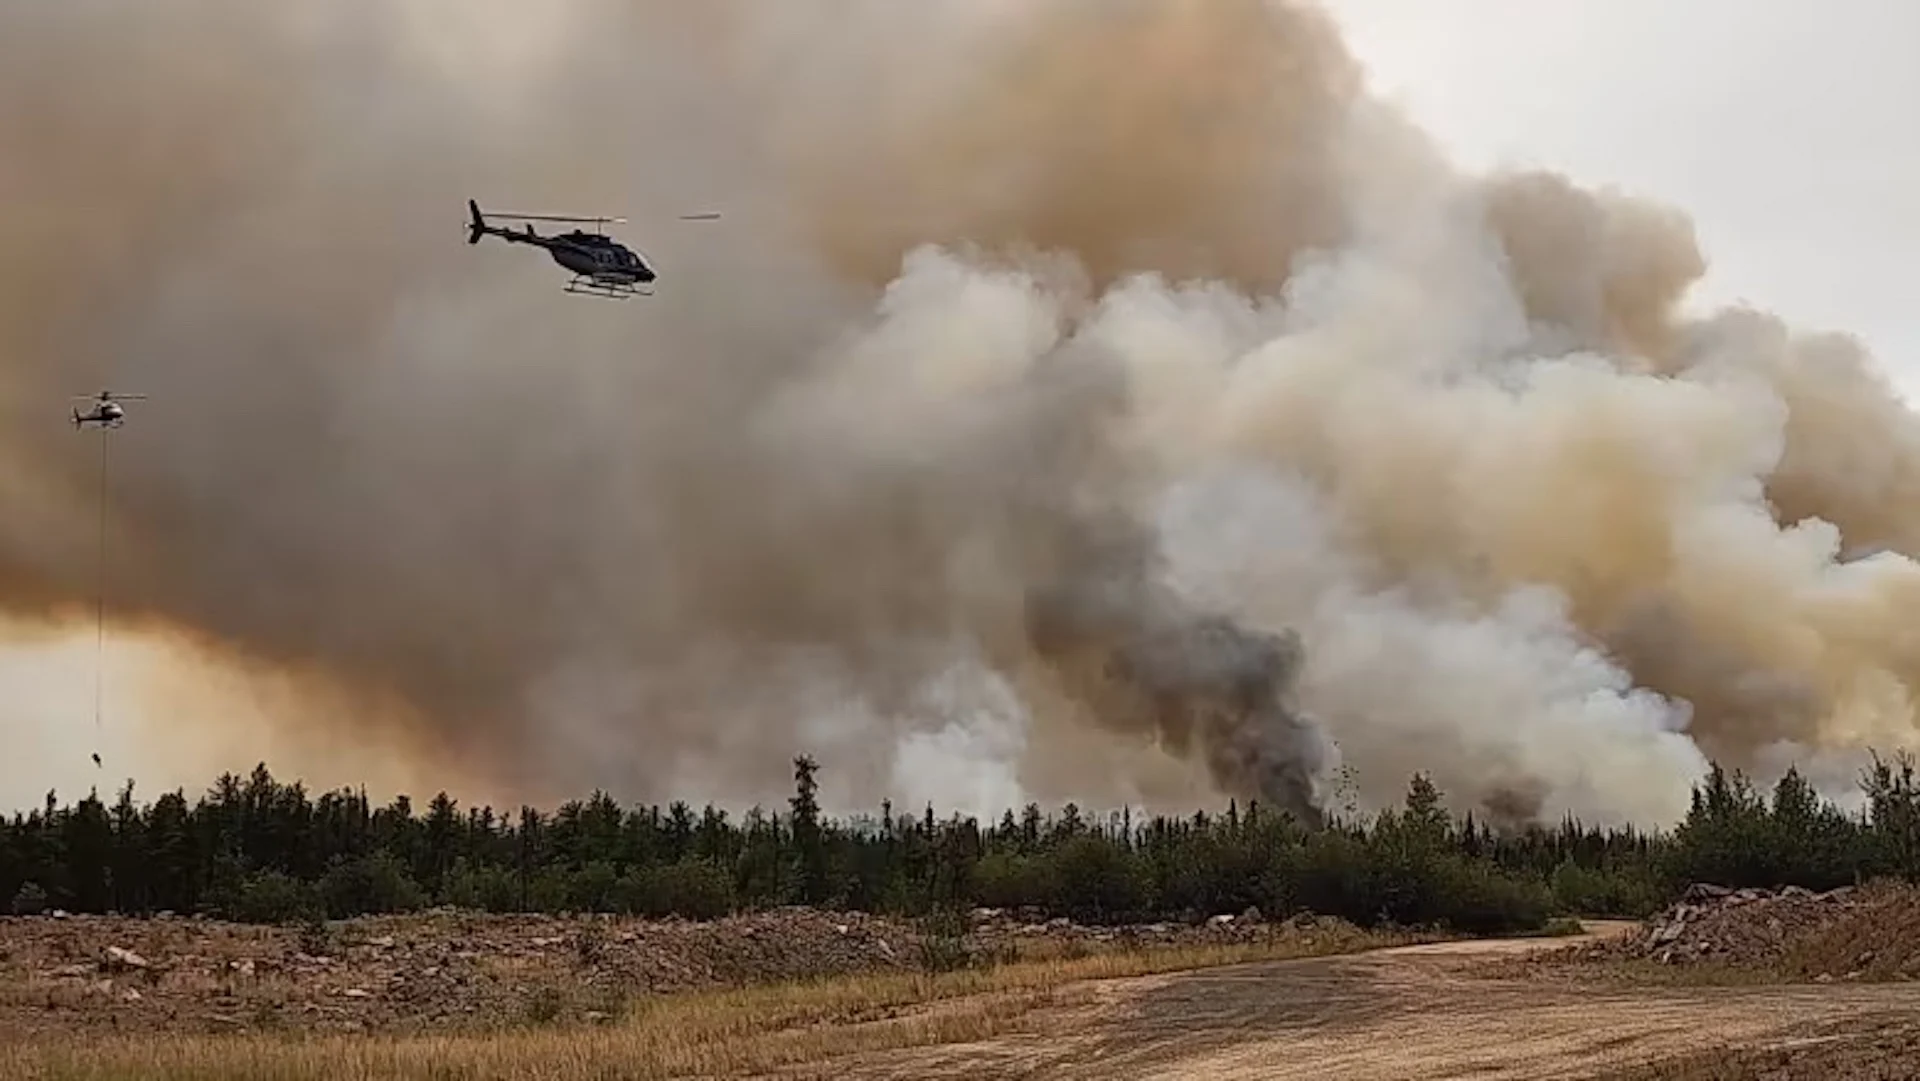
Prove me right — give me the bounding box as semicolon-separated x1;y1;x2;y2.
468;200;554;248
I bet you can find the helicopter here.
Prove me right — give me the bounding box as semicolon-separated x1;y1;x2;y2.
466;199;720;299
71;390;146;429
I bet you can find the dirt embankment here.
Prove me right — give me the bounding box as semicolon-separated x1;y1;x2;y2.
0;908;913;1039
0;903;1342;1040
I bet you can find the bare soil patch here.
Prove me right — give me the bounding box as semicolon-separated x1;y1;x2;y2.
1597;1015;1920;1080
769;921;1920;1081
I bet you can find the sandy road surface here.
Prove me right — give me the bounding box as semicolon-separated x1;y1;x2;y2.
765;922;1920;1081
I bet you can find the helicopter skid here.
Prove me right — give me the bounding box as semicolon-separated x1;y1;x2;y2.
565;275;652;300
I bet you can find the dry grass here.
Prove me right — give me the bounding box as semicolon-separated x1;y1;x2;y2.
2;926;1428;1080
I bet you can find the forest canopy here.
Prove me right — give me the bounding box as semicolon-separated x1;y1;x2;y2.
6;754;1915;936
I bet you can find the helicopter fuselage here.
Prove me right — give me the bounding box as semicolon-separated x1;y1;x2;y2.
480;223;656;285
73;404;124;428
552;231;655;285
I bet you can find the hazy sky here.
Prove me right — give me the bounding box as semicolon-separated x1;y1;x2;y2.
1326;0;1920;396
6;2;1918;814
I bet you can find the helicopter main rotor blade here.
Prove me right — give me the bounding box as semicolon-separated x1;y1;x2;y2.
485;212;627;225
480;207;718;224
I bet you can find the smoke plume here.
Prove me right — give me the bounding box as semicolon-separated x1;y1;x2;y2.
4;0;1920;827
1021;517;1332;826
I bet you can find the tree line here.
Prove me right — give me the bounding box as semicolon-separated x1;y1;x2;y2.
5;753;1919;935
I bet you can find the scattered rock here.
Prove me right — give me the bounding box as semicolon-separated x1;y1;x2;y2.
102;947;149;972
1682;883;1732;904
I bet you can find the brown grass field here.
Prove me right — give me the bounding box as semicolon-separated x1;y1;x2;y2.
1;921;1432;1081
10;901;1920;1080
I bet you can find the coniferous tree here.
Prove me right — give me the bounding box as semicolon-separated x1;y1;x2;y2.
788;756;828;906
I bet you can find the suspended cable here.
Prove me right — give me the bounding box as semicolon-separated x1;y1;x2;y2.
70;390;142;770
93;424;109;767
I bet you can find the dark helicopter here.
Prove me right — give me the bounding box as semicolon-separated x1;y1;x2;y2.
71;390;146;429
466;199;719;299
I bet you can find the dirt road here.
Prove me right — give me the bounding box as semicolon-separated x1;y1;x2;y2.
774;922;1920;1080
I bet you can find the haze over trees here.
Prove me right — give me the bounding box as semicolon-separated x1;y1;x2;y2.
5;754;1917;935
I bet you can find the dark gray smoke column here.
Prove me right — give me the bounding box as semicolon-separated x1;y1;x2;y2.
1022;524;1334;825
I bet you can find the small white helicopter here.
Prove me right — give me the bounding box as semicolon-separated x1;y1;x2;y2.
71;390;146;429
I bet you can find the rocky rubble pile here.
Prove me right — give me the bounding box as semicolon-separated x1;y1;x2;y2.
1616;883;1862;965
965;905;1347;956
1555;881;1920;981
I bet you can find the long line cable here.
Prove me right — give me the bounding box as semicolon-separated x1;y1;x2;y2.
93;424;109;765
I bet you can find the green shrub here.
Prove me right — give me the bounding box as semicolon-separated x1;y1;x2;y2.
226;870;322;924
1428;858;1552;934
318;852;426;918
9;881;48;915
615;859;735;920
916;907;973;973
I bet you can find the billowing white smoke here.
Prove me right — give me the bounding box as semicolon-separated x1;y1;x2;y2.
821;236;1716;827
1155;466;1708;827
